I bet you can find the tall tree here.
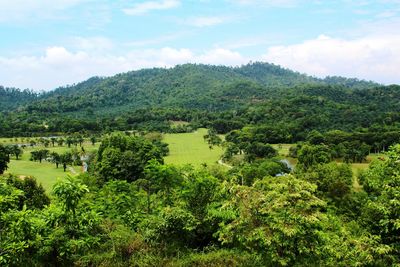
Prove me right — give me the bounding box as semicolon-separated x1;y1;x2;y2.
0;144;10;174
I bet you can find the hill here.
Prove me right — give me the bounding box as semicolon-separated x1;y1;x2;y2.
0;86;38;112
0;62;393;137
12;62;378;115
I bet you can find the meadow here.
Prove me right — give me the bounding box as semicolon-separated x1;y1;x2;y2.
163;128;224;166
5;143;99;192
4;130;224;192
3;133;385;193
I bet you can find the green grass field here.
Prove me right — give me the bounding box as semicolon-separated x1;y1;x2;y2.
163;128;224;166
4;130;222;191
6;160;79;192
4;142;99;192
3;133;387;193
272;144;293;157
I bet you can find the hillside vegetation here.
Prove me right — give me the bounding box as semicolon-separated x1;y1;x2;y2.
1;62;400;266
0;62;393;138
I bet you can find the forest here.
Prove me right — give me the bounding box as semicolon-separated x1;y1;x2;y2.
1;63;400;266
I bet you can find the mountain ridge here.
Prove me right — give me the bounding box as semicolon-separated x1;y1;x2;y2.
1;62;380;114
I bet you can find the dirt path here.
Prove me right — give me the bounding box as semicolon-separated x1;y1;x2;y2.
218;159;233;169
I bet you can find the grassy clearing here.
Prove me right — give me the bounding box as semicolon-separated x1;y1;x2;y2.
272;144;293;157
6;160;78;192
5;143;99;192
170;120;190;127
163;128;224;167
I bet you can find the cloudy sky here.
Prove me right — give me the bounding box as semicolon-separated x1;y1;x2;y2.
1;0;400;91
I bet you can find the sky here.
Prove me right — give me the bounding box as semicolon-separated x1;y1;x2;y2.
1;0;400;91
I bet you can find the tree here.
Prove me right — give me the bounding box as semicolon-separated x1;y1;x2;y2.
90;136;97;146
244;142;277;162
222;142;240;161
218;175;328;266
60;152;73;172
66;136;73;148
232;160;290;186
76;135;84;147
50;137;56;147
50;152;61;168
142;159;182;209
307;130;324;145
203;128;222;149
30;149;49;163
342;141;370;163
29;140;36;147
0;144;10;174
57;138;64;146
96;134;164;183
358;144;400;263
42;139;50;147
298;162;353;201
53;176;89;216
11;145;23;160
297;144;331;170
5;175;50;209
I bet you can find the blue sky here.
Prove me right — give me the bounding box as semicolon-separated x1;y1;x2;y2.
1;0;400;90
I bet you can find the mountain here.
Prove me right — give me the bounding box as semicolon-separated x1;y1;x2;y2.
12;62;378;116
0;62;392;137
0;86;38;112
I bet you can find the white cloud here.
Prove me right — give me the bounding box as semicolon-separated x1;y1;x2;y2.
123;0;180;15
183;16;230;27
197;48;247;65
0;46;247;91
262;34;400;84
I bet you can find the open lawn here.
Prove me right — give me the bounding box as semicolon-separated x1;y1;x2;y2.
272;144;293;157
6;160;79;193
4;134;387;193
163;128;224;166
5;143;99;192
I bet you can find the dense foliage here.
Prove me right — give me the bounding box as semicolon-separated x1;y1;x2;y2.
1;62;400;266
1;132;400;266
0;63;388;139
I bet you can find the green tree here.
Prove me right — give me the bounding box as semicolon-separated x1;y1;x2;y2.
66;136;73;148
144;159;182;205
298;162;353;201
96;134;164;183
297;144;331;170
50;137;57;147
50;152;61;168
11;145;23;160
90;136;97;146
30;149;49;163
218;175;328;266
203;128;222;149
56;138;64;146
358;144;400;263
5;175;50;209
0;144;10;174
60;152;73;172
53;176;89;216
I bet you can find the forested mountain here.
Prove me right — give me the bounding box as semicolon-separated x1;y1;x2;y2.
2;62;378;115
0;62;392;137
0;86;38;112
